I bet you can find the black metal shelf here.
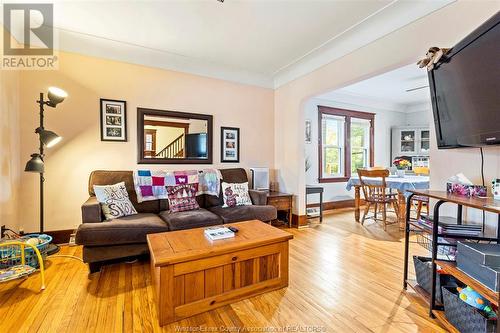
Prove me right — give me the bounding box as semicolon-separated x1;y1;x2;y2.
402;190;500;331
408;220;497;241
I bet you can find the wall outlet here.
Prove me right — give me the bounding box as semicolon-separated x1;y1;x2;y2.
69;233;76;246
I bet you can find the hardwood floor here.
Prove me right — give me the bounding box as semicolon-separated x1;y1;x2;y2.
0;209;445;332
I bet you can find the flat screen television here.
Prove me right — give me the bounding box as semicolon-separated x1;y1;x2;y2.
185;133;207;158
429;12;500;149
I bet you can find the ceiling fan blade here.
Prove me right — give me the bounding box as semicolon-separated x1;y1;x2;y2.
406;85;429;92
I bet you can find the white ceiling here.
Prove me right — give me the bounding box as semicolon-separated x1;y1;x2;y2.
53;0;390;75
2;0;454;88
317;63;431;112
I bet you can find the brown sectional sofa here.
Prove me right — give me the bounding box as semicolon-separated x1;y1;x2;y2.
75;168;276;272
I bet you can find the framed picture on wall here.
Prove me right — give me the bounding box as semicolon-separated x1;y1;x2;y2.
305;119;312;143
221;127;240;163
100;99;127;142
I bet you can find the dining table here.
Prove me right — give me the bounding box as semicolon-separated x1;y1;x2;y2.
346;175;430;227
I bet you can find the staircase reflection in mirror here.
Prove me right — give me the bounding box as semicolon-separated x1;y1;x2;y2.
138;108;212;164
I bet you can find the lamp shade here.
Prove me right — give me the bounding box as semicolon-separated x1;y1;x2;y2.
47;86;67;107
24;154;44;173
37;128;62;148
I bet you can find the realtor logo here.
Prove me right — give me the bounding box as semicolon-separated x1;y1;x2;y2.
3;4;53;55
2;3;57;69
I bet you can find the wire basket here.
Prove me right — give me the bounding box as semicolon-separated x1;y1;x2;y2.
415;231;457;260
0;234;52;268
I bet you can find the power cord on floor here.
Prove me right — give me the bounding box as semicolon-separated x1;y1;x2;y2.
47;254;83;262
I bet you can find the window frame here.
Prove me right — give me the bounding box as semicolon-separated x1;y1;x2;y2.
318;106;375;183
320;114;345;178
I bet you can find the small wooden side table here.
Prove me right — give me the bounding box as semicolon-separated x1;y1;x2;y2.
266;192;293;228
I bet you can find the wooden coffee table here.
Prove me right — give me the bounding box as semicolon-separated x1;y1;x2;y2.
147;220;293;326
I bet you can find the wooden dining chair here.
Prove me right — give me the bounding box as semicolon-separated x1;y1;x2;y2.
413;167;430;175
357;168;400;231
412;167;430;219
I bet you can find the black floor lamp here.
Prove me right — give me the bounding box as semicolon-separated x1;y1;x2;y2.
24;86;68;255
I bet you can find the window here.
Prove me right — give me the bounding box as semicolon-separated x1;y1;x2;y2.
350;119;371;173
318;106;374;182
321;115;344;178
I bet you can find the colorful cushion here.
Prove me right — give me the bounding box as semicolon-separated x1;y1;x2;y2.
222;182;253;208
167;183;200;213
93;182;137;220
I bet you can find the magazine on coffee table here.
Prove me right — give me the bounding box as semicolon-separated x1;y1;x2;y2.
204;227;235;241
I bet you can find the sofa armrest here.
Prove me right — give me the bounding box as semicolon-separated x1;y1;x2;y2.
81;196;103;223
249;189;268;206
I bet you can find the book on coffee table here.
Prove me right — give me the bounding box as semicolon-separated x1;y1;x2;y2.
204;226;235;241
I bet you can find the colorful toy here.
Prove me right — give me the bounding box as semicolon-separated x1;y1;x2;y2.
457;286;497;318
417;47;451;71
0;241;45;290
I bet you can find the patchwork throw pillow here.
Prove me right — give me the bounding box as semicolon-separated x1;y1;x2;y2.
93;182;137;220
222;182;253;208
167;183;200;213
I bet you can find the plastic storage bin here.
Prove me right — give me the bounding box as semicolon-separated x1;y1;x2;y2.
0;234;52;268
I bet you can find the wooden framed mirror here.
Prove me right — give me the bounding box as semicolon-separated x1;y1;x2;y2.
137;108;213;164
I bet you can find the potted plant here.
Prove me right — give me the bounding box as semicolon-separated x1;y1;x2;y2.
393;158;411;177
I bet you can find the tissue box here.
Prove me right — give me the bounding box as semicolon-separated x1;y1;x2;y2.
447;182;487;197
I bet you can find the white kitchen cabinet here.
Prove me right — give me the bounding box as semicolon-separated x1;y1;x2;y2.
391;126;430;168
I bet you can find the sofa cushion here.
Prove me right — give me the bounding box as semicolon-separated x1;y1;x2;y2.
208;205;277;223
220;168;248;183
93;182;138;220
222;182;252;208
206;168;249;207
76;213;169;246
88;170;162;214
159;208;222;231
167;183;200;212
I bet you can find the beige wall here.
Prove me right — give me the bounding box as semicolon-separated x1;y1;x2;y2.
275;1;500;215
18;51;274;232
0;70;21;231
429;116;500;230
7;0;500;231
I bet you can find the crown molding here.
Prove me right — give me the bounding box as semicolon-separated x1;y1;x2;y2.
313;92;405;114
273;0;455;88
56;28;275;89
2;0;453;89
315;90;431;114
